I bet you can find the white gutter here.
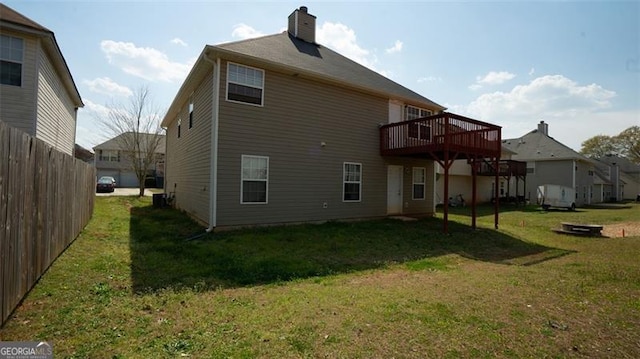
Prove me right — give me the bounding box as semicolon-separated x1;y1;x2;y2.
203;54;221;232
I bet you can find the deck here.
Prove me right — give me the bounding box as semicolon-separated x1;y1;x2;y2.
379;112;503;233
380;112;502;159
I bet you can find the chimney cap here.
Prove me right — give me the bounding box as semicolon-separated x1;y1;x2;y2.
300;6;308;12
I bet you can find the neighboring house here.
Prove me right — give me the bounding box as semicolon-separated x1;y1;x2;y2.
502;121;596;206
595;155;640;201
74;143;94;164
435;146;526;204
93;132;165;188
162;7;502;230
0;3;83;156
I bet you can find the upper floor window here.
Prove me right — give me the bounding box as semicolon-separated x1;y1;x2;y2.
406;105;432;141
0;35;24;86
188;96;194;129
227;62;264;106
99;150;119;162
405;105;432;121
177;118;181;138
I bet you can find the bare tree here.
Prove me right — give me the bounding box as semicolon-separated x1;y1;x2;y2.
96;86;165;196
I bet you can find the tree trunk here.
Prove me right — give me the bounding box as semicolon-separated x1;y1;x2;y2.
139;183;145;197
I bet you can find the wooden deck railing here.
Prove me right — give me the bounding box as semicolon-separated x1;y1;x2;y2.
477;160;527;177
380;112;501;158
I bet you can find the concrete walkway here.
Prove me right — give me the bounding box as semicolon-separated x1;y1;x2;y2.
96;188;163;197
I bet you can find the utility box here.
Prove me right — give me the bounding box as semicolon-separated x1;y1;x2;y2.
152;193;166;208
537;184;576;211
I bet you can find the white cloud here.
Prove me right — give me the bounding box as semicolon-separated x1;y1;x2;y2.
385;40;403;54
83;99;112;118
459;74;619;150
469;71;516;91
170;37;188;47
418;76;443;83
467;75;615;120
231;23;265;40
528;67;535;76
100;40;193;83
316;21;382;74
83;77;132;97
477;71;516;85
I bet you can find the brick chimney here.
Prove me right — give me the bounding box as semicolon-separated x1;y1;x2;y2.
288;6;316;43
537;120;549;136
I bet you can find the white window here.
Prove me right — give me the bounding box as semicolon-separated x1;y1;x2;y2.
241;155;268;204
188;95;194;129
227;62;264;106
406;105;432;141
0;35;23;86
343;162;362;202
99;150;119;162
405;105;432;121
412;167;426;200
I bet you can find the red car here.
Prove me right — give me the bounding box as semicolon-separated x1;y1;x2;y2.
96;177;115;193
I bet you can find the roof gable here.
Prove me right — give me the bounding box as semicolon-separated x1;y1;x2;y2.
214;32;444;109
502;129;590;162
93;132;166;153
163;32;445;127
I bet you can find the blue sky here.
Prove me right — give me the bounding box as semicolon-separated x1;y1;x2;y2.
7;1;639;151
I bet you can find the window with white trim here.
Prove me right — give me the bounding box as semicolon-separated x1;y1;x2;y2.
412;167;426;200
227;62;264;106
0;35;23;86
99;150;119;162
405;105;432;121
188;96;194;129
241;155;268;204
406;105;432;141
343;162;362;202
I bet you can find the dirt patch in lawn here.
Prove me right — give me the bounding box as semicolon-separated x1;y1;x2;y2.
602;221;640;238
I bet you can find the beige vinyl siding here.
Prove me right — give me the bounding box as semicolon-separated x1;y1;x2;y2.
216;60;434;227
35;43;76;155
0;30;37;135
575;160;594;205
385;159;436;214
164;72;213;224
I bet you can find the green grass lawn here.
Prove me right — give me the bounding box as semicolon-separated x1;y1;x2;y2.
2;197;639;358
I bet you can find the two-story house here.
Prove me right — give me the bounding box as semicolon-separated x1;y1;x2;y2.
162;7;502;231
93;132;165;188
0;3;83;156
502;121;595;206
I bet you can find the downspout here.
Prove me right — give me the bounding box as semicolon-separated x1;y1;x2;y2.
203;54;221;232
572;160;576;204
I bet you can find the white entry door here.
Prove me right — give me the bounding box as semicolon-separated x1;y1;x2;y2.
387;165;403;214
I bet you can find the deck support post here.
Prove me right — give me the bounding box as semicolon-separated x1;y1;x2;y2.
471;158;478;229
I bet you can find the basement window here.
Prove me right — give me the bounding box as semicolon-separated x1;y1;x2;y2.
227;62;264;106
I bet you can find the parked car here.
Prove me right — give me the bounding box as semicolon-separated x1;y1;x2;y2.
99;176;116;186
96;177;115;193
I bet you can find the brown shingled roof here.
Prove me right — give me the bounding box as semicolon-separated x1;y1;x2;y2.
0;3;50;33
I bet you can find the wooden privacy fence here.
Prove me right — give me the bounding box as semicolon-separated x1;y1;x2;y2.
0;121;95;326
